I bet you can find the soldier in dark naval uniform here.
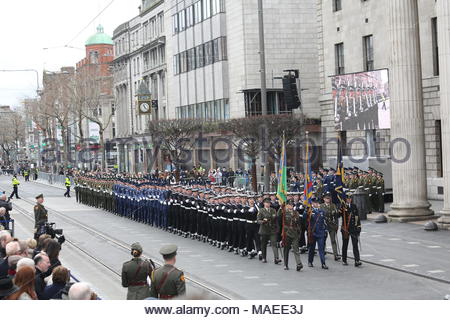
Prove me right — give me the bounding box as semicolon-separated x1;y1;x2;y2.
150;244;186;299
340;195;362;267
121;242;155;300
34;194;48;240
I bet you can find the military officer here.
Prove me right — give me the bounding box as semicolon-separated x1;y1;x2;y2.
307;197;328;269
340;195;362;267
281;200;303;271
121;242;155;300
257;198;281;264
34;194;48;239
321;193;340;261
149;244;186;299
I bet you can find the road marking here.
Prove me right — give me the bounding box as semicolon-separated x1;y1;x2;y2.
427;270;445;274
360;254;374;257
371;235;382;238
360;231;367;234
427;245;441;249
407;242;420;245
402;264;419;268
380;259;395;262
189;254;202;258
244;276;260;280
282;291;299;294
388;238;401;241
262;283;279;286
179;250;192;253
214;264;228;267
229;270;243;273
201;259;214;262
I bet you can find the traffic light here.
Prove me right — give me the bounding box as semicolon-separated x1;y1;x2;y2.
282;73;301;110
151;100;158;109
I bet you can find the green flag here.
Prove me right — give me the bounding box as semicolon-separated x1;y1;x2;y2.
276;135;287;205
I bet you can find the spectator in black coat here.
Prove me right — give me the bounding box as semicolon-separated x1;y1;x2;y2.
43;239;61;277
42;266;70;300
34;253;50;299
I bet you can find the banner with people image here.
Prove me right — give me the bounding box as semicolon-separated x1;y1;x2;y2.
332;69;390;131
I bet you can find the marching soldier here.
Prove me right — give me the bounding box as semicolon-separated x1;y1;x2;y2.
307;197;328;269
340;195;362;267
149;244;186;299
376;172;385;213
121;242;155;300
64;176;71;197
34;194;48;239
321;193;340;261
257;198;281;264
281;200;303;271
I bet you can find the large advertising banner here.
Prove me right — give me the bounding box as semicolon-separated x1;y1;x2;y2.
333;69;390;131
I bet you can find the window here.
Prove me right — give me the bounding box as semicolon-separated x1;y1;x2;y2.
172;14;179;34
136;57;140;74
224;99;230;119
432;17;439;76
180;51;187;73
335;42;345;75
196;44;205;68
333;0;342;12
212;0;220;15
173;55;180;75
363;35;374;71
161;72;166;97
179;9;186;31
89;51;99;64
220;37;228;60
186;6;194;28
204;41;213;65
203;0;211;20
213;38;220;62
187;48;196;71
194;1;202;24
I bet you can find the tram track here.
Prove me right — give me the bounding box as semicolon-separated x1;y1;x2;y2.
16;196;237;300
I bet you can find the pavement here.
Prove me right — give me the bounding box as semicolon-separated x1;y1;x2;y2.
2;176;449;300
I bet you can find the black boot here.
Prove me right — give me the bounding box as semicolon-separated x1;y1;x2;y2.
296;264;303;271
322;264;328;270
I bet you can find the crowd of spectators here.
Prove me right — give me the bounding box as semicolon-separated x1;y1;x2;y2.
0;230;97;300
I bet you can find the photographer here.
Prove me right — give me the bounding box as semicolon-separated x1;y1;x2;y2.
33;194;48;240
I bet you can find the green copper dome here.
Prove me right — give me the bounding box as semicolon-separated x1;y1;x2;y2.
85;25;113;46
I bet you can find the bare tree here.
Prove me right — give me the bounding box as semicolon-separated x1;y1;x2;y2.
0;109;26;167
147;119;205;180
74;65;114;170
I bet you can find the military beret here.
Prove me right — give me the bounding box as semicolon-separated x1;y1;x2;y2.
286;199;294;206
263;198;271;203
311;197;320;203
159;244;178;256
323;192;331;198
131;242;143;252
35;194;44;199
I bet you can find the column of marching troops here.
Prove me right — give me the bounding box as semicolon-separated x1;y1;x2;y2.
74;167;384;270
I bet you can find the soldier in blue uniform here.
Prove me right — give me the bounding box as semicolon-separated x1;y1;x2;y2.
306;197;328;269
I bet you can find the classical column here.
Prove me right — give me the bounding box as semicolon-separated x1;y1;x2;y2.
388;0;434;221
437;0;450;229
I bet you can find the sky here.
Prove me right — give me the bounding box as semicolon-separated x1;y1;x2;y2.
0;0;141;108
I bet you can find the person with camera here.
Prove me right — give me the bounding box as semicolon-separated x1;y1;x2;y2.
121;242;155;300
33;194;48;240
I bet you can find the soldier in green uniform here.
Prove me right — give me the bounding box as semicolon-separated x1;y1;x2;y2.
150;244;186;299
34;194;48;240
376;172;385;213
257;198;281;264
121;242;155;300
321;193;340;261
280;200;303;271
